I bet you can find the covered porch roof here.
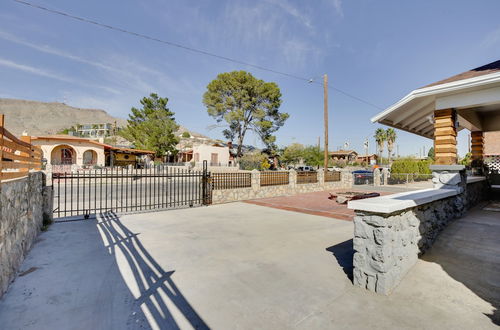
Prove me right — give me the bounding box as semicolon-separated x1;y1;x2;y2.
371;60;500;139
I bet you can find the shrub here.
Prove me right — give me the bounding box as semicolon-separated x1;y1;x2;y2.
390;158;432;182
239;152;268;170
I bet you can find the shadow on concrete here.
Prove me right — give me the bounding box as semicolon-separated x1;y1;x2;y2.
99;211;209;330
326;239;354;282
420;206;500;326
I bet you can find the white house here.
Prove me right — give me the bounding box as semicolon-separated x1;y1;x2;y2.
192;143;231;166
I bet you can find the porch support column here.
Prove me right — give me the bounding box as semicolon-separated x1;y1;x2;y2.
433;109;457;165
470;131;484;162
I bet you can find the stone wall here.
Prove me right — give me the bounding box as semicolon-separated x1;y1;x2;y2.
352;177;489;295
465;179;489;207
0;172;50;298
353;195;462;294
211;170;352;204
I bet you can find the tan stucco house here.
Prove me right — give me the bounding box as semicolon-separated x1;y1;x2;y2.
30;135;154;170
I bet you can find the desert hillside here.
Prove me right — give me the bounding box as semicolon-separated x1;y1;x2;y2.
0;98;127;136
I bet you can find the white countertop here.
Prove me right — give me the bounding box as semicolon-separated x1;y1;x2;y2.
347;188;458;214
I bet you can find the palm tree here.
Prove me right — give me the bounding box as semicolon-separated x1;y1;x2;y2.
386;128;397;165
374;128;386;164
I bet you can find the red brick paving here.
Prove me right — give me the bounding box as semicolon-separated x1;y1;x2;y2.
244;190;393;221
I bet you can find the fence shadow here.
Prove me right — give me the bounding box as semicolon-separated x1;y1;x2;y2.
326;239;354;282
98;211;209;329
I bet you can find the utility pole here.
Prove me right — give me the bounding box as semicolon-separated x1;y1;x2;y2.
323;74;329;171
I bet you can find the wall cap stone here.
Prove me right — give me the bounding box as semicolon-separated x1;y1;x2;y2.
429;165;465;171
466;176;487;183
347;188;458;214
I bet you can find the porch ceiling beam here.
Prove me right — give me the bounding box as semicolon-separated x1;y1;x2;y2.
457;111;483;131
392;99;435;125
406;111;434;131
412;120;432;133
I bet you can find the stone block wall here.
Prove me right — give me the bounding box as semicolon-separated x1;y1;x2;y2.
211;170;352;204
353;177;489;295
353;195;464;294
0;172;49;298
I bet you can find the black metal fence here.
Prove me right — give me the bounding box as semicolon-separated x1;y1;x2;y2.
325;171;341;182
296;171;318;184
52;163;211;219
260;171;289;186
211;172;252;190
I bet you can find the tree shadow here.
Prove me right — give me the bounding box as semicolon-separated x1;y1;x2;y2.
98;211;209;329
326;239;354;282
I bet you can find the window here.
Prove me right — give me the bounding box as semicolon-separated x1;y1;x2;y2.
194;153;200;162
211;153;218;165
83;150;96;165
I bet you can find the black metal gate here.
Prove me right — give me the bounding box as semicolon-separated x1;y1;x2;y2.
52;162;211;219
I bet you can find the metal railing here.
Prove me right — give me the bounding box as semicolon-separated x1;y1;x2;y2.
386;173;433;185
211;172;251;190
325;171;341;182
296;171;318;184
260;171;289;186
52;164;211;219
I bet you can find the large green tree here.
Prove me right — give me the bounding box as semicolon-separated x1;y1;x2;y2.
203;71;289;157
120;93;179;157
281;143;305;165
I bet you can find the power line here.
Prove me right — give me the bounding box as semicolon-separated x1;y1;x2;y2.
13;0;384;110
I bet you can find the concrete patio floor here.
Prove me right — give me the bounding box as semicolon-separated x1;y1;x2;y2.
0;202;498;329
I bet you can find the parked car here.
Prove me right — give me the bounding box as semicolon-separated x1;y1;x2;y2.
352;170;373;185
296;165;315;172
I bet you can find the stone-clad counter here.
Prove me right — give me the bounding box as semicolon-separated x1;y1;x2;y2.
348;177;489;295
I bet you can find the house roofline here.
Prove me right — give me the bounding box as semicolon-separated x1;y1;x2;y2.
371;71;500;123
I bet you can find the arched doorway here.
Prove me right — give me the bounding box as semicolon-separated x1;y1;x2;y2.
51;145;76;165
83;150;97;165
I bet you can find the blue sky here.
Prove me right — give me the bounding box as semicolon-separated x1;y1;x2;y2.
1;0;499;156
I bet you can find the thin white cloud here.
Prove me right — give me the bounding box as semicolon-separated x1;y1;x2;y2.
0;56;120;94
264;0;314;31
330;0;344;17
0;30;155;91
220;1;325;68
0;30;202;98
481;26;500;48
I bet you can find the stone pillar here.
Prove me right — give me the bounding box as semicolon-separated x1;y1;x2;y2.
318;169;325;186
341;170;353;189
251;169;260;192
434;109;457;165
373;169;381;186
289;169;297;190
382;168;389;185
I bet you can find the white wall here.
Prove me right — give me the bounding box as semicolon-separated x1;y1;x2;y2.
192;144;230;165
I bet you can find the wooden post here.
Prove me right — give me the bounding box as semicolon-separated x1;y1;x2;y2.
323;74;329;172
0;114;4;182
470;131;484;162
433;109;457;165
